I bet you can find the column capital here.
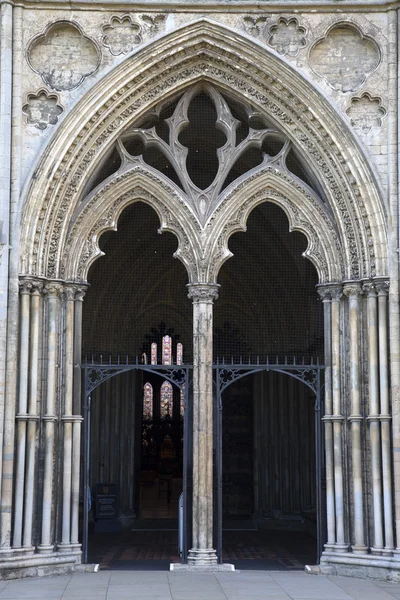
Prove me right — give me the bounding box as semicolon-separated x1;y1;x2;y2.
375;280;389;296
187;283;220;303
343;282;362;298
19;280;32;295
74;287;87;302
329;284;343;301
44;281;63;298
362;281;377;297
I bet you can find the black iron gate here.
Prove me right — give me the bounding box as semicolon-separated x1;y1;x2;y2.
214;359;325;565
81;358;325;566
81;361;191;563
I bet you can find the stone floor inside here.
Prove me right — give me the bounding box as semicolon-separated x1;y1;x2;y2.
87;529;316;571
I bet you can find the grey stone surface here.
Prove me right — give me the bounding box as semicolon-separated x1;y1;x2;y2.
0;571;400;599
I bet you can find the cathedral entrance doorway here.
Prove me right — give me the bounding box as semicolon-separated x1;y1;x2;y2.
213;202;325;569
80;202;193;567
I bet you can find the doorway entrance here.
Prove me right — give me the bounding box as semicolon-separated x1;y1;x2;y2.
213;202;325;569
80;202;193;568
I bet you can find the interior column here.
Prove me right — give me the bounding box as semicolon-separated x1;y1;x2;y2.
187;283;219;567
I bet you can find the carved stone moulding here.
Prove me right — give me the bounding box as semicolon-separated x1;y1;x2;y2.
346;93;387;134
22;89;63;130
27;21;101;91
309;22;380;92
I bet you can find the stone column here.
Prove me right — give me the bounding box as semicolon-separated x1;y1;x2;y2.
187;283;219;566
343;283;367;554
330;285;348;551
363;281;384;554
318;287;336;551
376;281;394;553
38;282;62;553
23;280;43;549
13;280;32;548
71;287;86;550
59;285;75;552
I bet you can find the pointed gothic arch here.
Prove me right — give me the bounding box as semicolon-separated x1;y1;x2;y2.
19;18;387;283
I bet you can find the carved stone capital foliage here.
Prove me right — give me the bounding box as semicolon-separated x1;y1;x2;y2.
19;280;33;295
20;21;387;286
44;281;64;298
343;281;362;298
317;286;332;302
362;281;377;297
329;284;343;302
187;283;220;303
375;280;389;296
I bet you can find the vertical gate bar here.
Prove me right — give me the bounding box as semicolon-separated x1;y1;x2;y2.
217;369;223;564
82;369;90;564
315;369;322;563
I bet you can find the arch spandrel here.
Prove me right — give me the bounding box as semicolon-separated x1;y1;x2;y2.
19;19;387;283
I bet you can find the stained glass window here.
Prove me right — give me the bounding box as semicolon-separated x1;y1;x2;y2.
143;382;153;420
180;387;185;416
151;342;157;365
160;380;173;418
162;335;172;365
177;342;183;365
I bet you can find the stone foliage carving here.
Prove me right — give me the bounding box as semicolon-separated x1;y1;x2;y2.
141;14;167;36
309;23;380;92
346;93;386;134
20;21;386;286
102;15;142;56
27;21;100;91
22;89;63;130
242;16;268;37
267;18;307;57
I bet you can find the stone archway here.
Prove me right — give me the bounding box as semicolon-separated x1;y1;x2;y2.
6;19;396;578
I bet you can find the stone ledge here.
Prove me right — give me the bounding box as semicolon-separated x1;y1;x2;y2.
0;551;95;581
307;552;400;582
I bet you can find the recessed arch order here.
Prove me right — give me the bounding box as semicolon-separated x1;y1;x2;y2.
19;18;388;285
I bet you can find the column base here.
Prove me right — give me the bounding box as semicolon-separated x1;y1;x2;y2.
370;547;384;556
37;545;54;555
57;543;75;553
187;548;218;566
171;562;235;572
331;543;350;553
351;545;368;555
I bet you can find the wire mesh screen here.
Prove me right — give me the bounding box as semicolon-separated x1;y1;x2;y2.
82;202;193;363
214;202;323;363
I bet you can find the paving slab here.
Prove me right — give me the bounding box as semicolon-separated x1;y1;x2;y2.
0;569;397;599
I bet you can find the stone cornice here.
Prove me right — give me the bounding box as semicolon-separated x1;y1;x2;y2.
7;0;400;11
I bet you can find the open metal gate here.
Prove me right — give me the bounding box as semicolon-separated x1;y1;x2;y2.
81;360;192;563
214;358;325;565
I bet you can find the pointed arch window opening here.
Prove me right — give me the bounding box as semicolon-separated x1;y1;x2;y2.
160;380;173;419
143;382;153;421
